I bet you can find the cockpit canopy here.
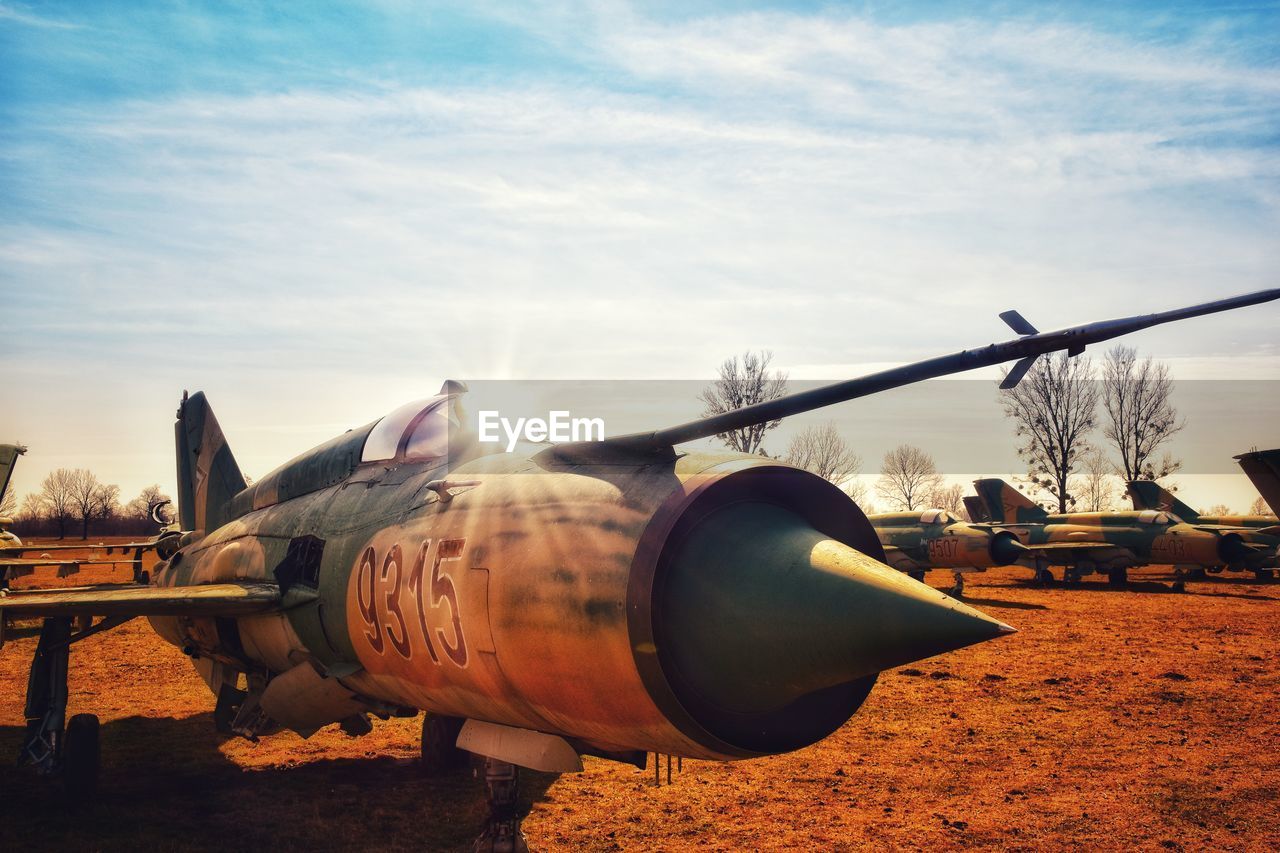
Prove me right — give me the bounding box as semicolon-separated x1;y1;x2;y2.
920;509;957;525
361;395;458;463
1136;510;1173;525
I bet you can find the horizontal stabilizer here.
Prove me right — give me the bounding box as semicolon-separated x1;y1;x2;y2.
999;310;1038;336
0;582;281;617
999;355;1039;390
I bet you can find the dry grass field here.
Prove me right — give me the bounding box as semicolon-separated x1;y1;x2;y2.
1;538;1278;851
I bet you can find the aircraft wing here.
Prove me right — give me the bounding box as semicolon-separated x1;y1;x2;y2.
2;557;149;581
0;582;282;617
0;540;160;556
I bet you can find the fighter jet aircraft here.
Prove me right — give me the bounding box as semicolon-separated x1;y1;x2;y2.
973;478;1262;586
868;508;1028;596
0;444;176;586
1126;479;1279;579
1;289;1276;850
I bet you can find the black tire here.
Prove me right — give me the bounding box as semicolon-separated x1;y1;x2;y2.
1108;567;1127;587
420;713;467;776
63;713;100;805
908;571;926;583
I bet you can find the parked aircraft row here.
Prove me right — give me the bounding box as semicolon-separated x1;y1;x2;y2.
872;450;1280;595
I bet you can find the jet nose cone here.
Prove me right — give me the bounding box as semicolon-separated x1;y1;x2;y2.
658;502;1014;718
989;530;1030;565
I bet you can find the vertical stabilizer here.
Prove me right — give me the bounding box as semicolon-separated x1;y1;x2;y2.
1236;449;1280;517
0;444;26;514
972;478;1048;524
1126;480;1199;521
175;392;247;534
963;495;990;523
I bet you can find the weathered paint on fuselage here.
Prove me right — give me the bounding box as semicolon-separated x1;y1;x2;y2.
869;513;1015;573
999;514;1217;570
149;431;914;761
972;479;1239;572
1125;480;1279;569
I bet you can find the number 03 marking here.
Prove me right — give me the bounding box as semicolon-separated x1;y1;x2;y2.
355;537;469;668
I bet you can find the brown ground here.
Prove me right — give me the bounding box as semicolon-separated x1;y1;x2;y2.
1;539;1277;851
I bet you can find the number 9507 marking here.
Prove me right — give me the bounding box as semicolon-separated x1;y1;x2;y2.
354;538;468;667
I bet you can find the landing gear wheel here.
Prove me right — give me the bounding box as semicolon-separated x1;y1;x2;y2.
420;713;467;776
948;572;965;598
1034;568;1054;586
1188;567;1207;580
474;757;528;853
1255;569;1276;581
1108;567;1128;587
1063;568;1081;585
908;570;926;583
62;713;100;804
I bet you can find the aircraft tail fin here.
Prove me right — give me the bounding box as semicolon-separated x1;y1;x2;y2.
0;444;26;519
1236;448;1280;517
176;392;247;534
963;495;990;523
973;478;1048;524
1126;480;1199;521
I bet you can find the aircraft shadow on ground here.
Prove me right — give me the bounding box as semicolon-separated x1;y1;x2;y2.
952;596;1048;611
1005;577;1276;602
0;713;558;852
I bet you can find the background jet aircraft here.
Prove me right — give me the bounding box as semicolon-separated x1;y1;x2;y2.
0;289;1275;849
869;509;1027;596
973;478;1259;587
1235;448;1280;519
0;443;173;586
1126;480;1279;578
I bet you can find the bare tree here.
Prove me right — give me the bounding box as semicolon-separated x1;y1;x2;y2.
17;493;45;524
1203;503;1233;517
698;351;789;455
929;482;966;515
67;469;121;539
875;445;944;511
1000;352;1099;513
1101;346;1184;482
1250;495;1274;517
38;468;78;539
1071;446;1116;512
845;478;870;508
0;482;14;518
125;485;172;521
784;422;862;482
93;483;121;527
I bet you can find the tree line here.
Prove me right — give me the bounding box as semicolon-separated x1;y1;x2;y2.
1;470;170;539
698;345;1262;516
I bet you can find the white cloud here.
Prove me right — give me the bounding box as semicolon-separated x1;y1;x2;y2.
0;3;80;29
3;4;1278;502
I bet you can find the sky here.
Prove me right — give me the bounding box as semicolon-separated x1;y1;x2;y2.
2;1;1278;511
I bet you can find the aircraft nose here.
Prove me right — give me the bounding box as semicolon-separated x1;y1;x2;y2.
989;530;1030;565
657;502;1014;718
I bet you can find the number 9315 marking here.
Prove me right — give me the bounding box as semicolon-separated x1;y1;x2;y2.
354;538;468;667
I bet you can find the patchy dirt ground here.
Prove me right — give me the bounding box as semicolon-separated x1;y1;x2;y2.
1;539;1278;851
